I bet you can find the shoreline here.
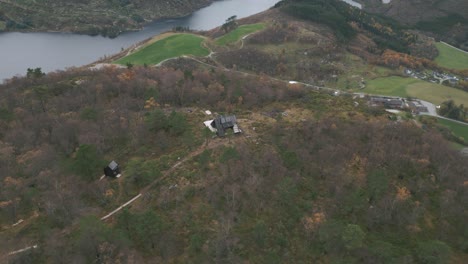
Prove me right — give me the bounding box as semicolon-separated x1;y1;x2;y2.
0;1;214;38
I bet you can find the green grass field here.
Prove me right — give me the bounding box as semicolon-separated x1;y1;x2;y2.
116;34;209;65
434;42;468;70
362;76;411;97
437;118;468;142
215;23;265;46
363;76;468;106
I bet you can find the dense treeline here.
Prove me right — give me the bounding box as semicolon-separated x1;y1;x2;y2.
438;100;468;122
257;116;467;263
276;0;357;42
359;0;468;50
415;14;468;50
0;66;304;260
0;65;303;171
377;49;438;70
277;0;414;53
1;66;467;262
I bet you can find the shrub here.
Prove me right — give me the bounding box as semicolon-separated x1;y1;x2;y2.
416;240;451;264
80;107;98;121
220;147;239;163
73;144;105;181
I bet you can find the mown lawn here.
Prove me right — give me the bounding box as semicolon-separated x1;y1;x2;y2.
406;81;468;106
116;34;209;65
363;76;468;106
215;23;266;46
437;118;468;142
362;76;414;97
434;42;468;70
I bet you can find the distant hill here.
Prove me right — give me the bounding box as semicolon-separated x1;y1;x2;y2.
361;0;467;23
359;0;468;50
0;0;213;37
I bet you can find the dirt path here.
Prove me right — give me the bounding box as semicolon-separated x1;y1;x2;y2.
239;33;252;49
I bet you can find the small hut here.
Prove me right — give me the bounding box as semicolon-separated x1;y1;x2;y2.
104;161;121;178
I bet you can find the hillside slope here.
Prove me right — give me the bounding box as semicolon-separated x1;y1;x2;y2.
0;0;212;37
360;0;468;49
361;0;467;23
1;66;467;263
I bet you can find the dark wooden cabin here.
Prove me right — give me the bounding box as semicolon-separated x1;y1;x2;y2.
210;115;241;137
104;160;121;177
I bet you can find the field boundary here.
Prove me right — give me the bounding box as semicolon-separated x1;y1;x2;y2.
440;41;468;54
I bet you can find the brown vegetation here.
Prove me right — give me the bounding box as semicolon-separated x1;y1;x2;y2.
1;2;468;262
378;49;438;70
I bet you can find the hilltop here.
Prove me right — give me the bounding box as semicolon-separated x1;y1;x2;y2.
0;0;212;37
2;66;466;263
1;0;467;263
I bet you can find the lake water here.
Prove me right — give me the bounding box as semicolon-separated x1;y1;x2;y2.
0;0;362;81
0;0;279;81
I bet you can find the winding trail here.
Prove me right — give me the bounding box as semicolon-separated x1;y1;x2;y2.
7;245;38;256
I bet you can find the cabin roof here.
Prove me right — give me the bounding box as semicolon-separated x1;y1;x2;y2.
108;160;118;170
210;115;240;137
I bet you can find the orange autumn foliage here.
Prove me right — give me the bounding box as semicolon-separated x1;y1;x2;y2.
379;49;437;70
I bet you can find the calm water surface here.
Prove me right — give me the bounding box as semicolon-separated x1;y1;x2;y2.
0;0;361;81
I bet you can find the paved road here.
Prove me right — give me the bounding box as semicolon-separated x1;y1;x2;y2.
418;100;468;126
184;55;468;126
419;100;438;116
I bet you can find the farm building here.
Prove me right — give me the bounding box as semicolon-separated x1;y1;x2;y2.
407;100;428;114
370;96;405;109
